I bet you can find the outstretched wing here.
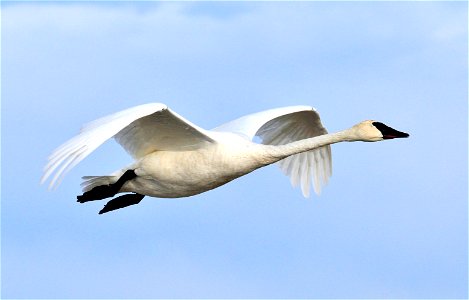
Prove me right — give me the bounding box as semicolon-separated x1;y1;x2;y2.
213;106;332;197
41;103;214;189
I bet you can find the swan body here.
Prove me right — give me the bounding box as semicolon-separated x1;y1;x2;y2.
119;133;265;198
41;103;409;214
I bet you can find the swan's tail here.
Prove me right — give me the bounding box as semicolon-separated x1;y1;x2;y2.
80;175;117;192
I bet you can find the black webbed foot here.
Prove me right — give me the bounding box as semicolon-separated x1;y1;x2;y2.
98;193;145;214
77;169;138;203
77;184;118;203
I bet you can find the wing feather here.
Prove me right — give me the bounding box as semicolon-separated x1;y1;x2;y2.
257;110;332;197
289;155;301;188
300;154;311;197
312;150;321;194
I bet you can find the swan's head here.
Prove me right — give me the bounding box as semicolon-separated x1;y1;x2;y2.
352;120;409;142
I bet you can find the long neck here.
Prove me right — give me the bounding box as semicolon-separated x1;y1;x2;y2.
259;129;356;164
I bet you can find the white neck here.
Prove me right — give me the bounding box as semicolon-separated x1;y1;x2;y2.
259;129;357;164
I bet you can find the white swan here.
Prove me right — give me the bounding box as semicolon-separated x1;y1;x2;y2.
41;103;409;214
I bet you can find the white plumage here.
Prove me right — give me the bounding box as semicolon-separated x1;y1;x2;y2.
41;103;409;213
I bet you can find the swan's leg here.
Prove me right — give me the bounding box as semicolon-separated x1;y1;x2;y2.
98;193;145;214
77;169;137;203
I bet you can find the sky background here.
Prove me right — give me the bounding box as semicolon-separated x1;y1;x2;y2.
1;1;467;299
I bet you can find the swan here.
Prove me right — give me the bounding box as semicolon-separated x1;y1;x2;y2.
41;103;409;214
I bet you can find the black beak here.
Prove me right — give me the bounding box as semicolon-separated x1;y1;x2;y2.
372;122;409;139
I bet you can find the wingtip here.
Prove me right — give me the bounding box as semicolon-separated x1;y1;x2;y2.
40;174;54;191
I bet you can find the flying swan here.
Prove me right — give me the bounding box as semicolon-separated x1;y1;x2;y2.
41;103;409;214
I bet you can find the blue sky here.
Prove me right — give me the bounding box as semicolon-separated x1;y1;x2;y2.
1;1;467;299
